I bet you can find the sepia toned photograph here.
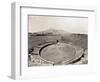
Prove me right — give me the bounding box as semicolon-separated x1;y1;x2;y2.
28;15;88;67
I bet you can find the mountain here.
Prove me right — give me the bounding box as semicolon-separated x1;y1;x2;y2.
28;29;88;50
29;29;70;36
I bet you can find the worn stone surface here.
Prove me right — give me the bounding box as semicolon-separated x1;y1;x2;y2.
28;29;88;66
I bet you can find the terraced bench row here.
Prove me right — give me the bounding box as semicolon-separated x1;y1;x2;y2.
30;41;58;56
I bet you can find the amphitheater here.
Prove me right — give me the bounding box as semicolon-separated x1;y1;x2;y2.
28;31;88;66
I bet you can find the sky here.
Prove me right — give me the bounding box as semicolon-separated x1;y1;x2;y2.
28;15;88;34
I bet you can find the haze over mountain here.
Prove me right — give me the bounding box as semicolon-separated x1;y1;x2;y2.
28;29;88;50
29;29;71;36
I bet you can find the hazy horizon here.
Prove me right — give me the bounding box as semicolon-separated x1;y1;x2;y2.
28;16;88;34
